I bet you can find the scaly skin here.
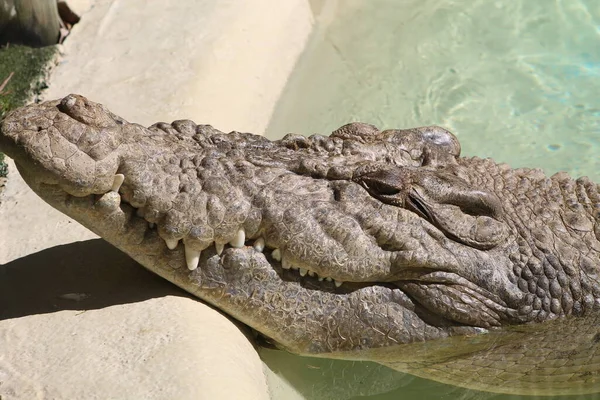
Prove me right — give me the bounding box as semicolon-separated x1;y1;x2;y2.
2;95;600;395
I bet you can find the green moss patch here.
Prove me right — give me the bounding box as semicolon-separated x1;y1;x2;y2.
0;44;59;177
0;44;58;119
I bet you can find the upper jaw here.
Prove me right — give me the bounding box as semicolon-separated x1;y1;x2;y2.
2;96;510;291
1;96;446;284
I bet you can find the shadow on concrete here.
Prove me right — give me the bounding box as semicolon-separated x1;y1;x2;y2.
0;238;191;320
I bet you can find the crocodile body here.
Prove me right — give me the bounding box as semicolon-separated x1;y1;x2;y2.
2;95;600;395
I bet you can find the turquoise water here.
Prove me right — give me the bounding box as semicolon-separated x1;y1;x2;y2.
264;0;600;399
267;0;600;181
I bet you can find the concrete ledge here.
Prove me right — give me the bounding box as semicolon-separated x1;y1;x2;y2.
45;0;314;133
0;239;268;399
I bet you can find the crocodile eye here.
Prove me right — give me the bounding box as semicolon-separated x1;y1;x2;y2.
358;177;401;196
353;168;411;204
369;181;401;196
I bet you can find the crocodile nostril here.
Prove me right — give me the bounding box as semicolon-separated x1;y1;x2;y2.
333;187;342;201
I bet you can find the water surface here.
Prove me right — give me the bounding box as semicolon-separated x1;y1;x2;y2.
267;0;600;180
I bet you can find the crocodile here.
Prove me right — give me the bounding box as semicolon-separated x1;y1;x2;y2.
1;94;600;396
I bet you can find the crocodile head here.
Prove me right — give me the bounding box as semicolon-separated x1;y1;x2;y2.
2;95;599;357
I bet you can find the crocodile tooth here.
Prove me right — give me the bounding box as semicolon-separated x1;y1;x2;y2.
318;277;324;281
165;238;179;250
96;192;121;210
230;228;245;248
253;237;265;252
299;268;307;277
308;270;315;277
185;246;201;271
334;280;343;287
325;277;333;282
282;258;291;269
111;174;125;192
272;248;281;261
215;242;225;255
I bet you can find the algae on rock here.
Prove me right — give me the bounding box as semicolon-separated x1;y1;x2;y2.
0;43;59;178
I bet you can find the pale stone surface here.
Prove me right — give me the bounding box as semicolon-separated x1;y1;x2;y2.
1;0;314;398
1;296;266;400
1;227;270;400
61;0;94;16
45;0;314;134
